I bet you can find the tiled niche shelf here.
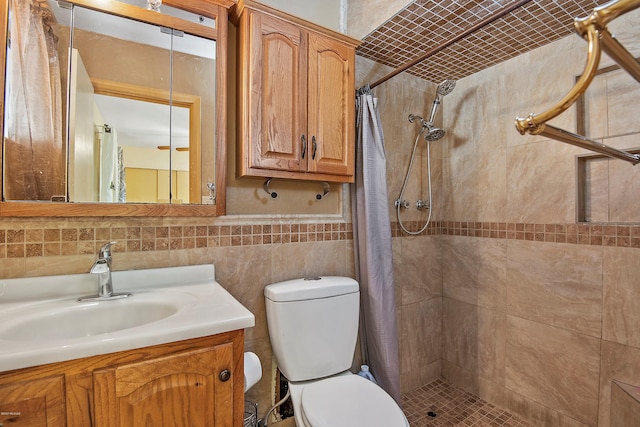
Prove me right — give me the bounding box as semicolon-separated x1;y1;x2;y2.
576;149;640;224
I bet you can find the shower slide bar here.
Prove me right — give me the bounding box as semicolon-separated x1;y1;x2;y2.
515;0;640;165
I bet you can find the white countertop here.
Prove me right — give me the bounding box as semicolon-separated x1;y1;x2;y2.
0;264;255;372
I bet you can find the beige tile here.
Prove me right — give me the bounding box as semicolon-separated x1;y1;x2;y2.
506;140;580;223
212;245;274;342
599;341;640;427
442;146;507;222
400;359;440;394
394;235;441;305
506;240;603;337
581;156;610;222
603;247;640;348
506;316;600;425
24;254;94;277
0;258;27;279
441;236;507;311
605;135;640;223
607;69;640;137
611;381;640;427
583;72;610;139
502;385;592;427
442;298;505;385
270;240;353;283
400;297;441;382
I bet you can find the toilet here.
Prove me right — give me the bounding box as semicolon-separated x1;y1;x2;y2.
264;276;409;427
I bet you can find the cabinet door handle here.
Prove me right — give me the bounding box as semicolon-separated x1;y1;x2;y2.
301;134;307;159
312;136;317;160
219;369;231;382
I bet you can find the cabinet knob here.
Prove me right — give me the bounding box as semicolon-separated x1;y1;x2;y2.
219;369;231;382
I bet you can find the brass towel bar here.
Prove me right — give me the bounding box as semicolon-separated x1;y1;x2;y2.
515;0;640;165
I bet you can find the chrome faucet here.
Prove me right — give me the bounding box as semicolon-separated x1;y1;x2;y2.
79;242;131;301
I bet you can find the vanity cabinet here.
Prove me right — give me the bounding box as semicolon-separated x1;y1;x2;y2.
0;376;65;426
233;0;361;183
0;331;244;427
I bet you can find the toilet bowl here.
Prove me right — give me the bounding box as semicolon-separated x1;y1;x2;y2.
291;372;408;427
264;277;408;427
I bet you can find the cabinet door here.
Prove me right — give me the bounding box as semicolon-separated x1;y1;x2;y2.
244;11;307;173
0;376;65;426
307;32;355;179
93;343;235;427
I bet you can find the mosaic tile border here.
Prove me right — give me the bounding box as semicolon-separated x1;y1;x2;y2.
0;219;638;258
441;221;640;248
0;223;353;259
394;220;640;248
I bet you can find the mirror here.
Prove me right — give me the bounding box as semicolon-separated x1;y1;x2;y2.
0;0;229;216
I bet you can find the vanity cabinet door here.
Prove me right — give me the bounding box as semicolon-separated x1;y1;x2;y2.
93;343;235;427
0;376;65;426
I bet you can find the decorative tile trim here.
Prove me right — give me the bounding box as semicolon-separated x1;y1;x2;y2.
0;222;353;259
393;220;640;248
1;219;638;259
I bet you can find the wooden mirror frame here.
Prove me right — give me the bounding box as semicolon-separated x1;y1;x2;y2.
0;0;231;217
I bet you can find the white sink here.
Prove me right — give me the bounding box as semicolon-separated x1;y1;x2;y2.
0;264;255;372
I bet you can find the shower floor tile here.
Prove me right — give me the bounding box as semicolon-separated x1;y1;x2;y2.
401;379;533;426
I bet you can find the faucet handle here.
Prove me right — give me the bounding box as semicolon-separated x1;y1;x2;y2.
98;241;117;259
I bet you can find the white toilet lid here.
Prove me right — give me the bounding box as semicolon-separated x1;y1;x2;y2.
300;375;408;427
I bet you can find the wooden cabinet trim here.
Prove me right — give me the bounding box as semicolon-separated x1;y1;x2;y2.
0;330;245;426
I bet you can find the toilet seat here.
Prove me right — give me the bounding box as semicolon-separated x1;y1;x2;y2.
299;374;408;427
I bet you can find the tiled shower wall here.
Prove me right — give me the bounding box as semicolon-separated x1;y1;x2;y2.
436;8;640;427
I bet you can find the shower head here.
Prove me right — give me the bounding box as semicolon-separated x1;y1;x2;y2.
424;126;446;142
436;79;456;97
427;79;456;125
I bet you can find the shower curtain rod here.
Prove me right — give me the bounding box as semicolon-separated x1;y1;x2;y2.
515;0;640;165
367;0;534;90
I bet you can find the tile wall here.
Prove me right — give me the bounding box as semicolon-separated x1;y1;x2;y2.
435;8;640;427
0;216;355;419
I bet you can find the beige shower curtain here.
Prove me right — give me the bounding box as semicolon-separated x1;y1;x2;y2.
4;0;64;200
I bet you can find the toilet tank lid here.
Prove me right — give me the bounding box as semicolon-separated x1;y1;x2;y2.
264;276;359;302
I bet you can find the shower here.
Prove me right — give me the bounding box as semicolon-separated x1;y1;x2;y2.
396;80;456;235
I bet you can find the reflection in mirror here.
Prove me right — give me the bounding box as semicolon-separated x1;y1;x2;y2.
3;0;66;201
2;0;217;207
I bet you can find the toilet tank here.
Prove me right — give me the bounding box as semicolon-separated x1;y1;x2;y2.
264;277;359;382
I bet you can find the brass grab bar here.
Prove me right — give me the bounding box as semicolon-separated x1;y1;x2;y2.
514;0;640;165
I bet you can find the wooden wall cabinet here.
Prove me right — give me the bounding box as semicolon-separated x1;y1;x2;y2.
0;331;244;427
233;0;361;183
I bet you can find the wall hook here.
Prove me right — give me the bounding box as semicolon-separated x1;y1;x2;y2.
316;182;330;200
263;178;278;198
